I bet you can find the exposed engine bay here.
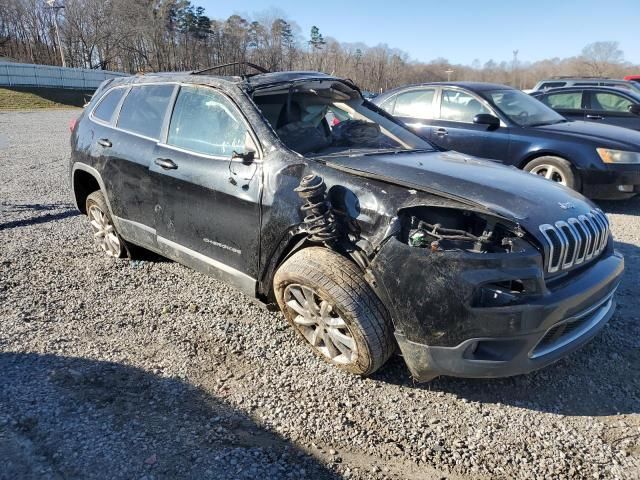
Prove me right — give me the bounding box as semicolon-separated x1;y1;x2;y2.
397;206;528;254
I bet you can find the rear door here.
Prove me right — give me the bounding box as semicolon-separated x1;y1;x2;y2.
150;84;262;291
430;88;511;161
539;89;586;122
379;88;438;140
586;90;640;130
95;83;176;245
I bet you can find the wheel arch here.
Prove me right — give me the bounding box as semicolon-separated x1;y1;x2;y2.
258;230;314;302
71;163;111;215
516;150;574;170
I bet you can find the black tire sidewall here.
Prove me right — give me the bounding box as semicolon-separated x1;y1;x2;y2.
274;247;394;376
276;271;375;374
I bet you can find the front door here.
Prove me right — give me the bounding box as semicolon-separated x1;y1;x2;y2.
150;85;262;292
431;88;511;161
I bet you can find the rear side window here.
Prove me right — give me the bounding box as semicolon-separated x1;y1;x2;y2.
93;88;125;123
117;85;175;139
592;92;633;112
167;86;247;157
392;89;436;119
544;91;583;110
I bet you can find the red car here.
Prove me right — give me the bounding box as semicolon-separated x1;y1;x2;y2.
624;75;640;84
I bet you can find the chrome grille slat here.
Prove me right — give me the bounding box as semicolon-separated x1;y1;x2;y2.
538;209;610;274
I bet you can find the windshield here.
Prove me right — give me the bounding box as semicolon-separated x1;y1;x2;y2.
252;81;433;157
483;89;566;127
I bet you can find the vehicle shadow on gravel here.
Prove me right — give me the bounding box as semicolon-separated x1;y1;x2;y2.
0;202;79;230
0;352;339;480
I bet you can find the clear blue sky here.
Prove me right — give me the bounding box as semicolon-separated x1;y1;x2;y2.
199;0;640;65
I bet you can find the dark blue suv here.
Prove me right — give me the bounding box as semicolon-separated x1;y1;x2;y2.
374;82;640;200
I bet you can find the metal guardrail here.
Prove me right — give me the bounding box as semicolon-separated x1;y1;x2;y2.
0;62;128;90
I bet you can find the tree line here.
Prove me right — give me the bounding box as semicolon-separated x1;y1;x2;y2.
1;0;637;92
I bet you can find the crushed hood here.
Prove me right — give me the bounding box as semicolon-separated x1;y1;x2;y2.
324;150;595;225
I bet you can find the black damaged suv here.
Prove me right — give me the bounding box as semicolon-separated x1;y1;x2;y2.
69;66;624;381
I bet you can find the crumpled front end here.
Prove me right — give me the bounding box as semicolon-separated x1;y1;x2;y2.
367;207;624;381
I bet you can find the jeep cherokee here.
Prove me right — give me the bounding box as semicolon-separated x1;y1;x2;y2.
69;66;624;381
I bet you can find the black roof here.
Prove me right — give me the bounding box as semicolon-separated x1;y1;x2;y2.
105;70;345;92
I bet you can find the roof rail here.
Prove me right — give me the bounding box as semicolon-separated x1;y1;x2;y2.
192;62;270;78
549;75;612;80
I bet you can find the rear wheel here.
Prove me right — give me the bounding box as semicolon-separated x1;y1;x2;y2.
523;156;580;191
85;191;125;258
274;247;395;376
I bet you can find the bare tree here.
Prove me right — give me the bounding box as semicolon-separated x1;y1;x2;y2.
0;1;637;92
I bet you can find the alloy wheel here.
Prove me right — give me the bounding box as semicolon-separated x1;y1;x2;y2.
283;284;358;364
529;164;567;186
88;204;122;257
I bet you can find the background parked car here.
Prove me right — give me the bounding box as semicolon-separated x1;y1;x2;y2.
373;82;640;199
532;77;640;94
531;86;640;131
624;75;640;85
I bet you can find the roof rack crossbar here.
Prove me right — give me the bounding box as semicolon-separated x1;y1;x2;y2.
192;62;270;77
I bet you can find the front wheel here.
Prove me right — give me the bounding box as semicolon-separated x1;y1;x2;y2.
274;247;395;376
523;156;580;191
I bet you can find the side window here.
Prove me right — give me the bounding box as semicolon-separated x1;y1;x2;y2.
392;89;436;119
93;88;125;123
378;96;396;114
545;91;583;110
440;89;489;123
116;84;175;139
592;92;633;113
167;86;247;157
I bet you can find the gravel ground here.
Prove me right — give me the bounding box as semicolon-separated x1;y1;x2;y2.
1;109;639;480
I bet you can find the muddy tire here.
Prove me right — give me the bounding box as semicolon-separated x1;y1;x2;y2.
523;156;580;191
85;190;126;258
274;247;395;376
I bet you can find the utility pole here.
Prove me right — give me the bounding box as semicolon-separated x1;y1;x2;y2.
512;50;519;88
45;0;66;68
445;68;454;81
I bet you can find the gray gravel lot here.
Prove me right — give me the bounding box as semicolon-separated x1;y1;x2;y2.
1;109;639;480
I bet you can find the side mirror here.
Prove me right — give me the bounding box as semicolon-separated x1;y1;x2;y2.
473;113;500;129
232;150;255;165
629;104;640;115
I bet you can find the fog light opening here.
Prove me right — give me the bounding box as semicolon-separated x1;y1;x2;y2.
617;184;634;192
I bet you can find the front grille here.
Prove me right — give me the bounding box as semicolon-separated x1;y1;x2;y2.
539;209;610;274
530;295;614;359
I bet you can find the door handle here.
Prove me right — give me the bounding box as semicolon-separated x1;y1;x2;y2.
154;158;178;170
435;128;448;136
586;114;604;120
97;138;112;148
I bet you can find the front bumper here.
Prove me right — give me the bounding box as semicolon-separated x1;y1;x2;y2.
369;237;624;381
581;165;640;199
396;293;616;381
